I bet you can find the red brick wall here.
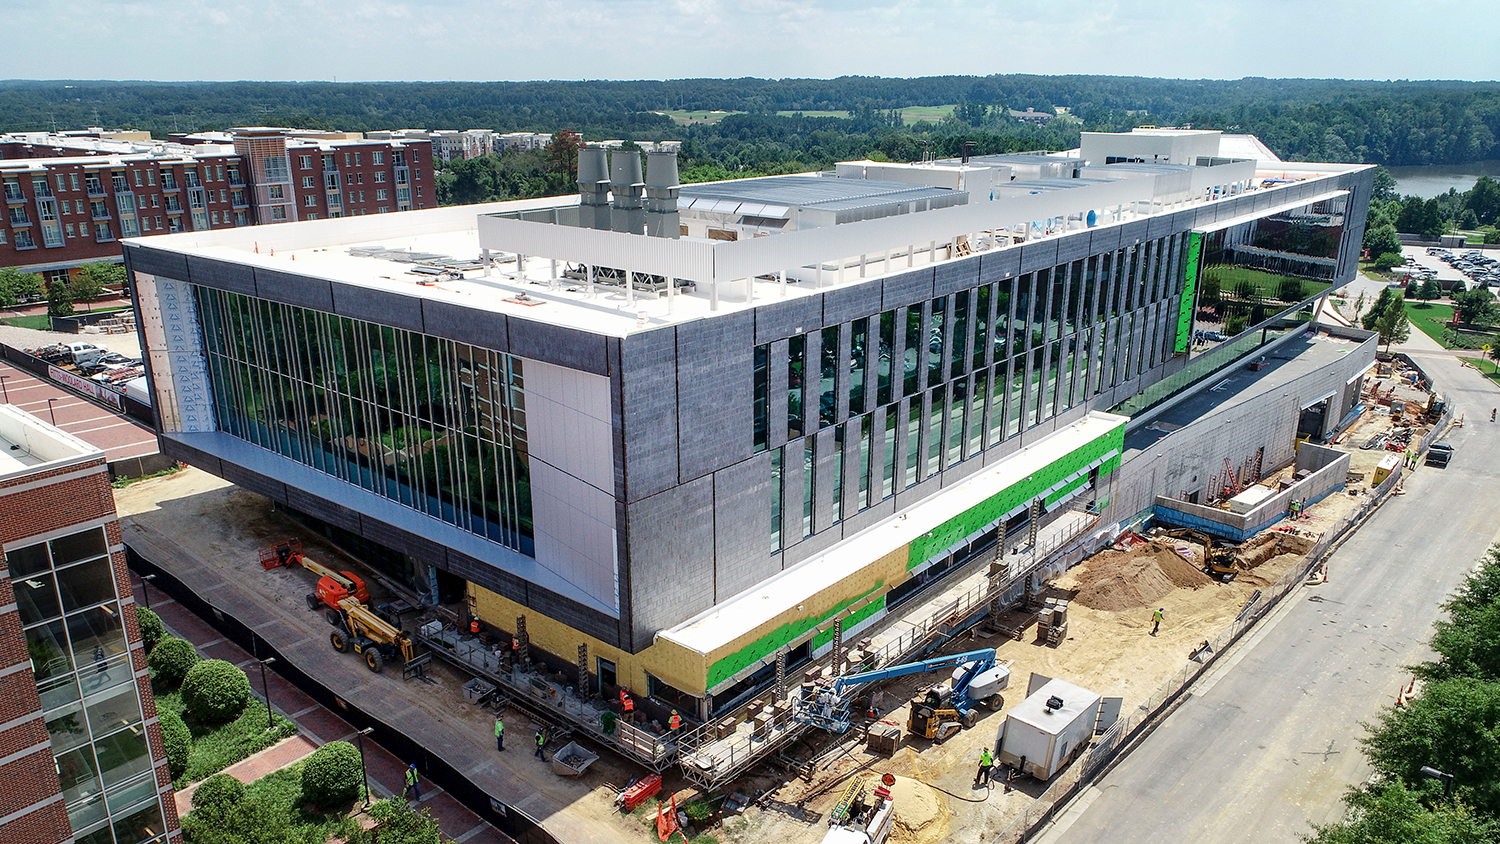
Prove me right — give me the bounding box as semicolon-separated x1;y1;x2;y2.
0;462;114;548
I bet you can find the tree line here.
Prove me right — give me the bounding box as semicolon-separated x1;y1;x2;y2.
1362;174;1500;259
5;77;1500;168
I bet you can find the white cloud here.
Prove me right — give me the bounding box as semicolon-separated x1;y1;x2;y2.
3;0;1497;81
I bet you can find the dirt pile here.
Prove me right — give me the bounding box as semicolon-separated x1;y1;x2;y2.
888;776;951;844
1073;542;1210;611
1237;532;1314;568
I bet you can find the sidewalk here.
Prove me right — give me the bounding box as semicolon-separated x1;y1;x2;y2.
135;577;515;844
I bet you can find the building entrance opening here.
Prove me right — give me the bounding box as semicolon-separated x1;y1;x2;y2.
597;657;617;697
1298;399;1330;439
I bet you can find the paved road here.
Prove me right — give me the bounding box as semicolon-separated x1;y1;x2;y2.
1040;350;1500;844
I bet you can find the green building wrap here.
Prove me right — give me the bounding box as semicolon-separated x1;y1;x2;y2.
905;423;1124;572
705;584;886;691
1174;231;1203;355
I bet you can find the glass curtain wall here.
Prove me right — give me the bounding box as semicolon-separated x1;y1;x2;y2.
194;288;534;556
9;528;165;844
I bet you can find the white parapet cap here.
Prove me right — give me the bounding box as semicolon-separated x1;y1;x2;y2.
0;404;105;482
656;411;1128;659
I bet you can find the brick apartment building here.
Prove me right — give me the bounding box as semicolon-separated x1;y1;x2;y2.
0;405;179;844
0;128;434;286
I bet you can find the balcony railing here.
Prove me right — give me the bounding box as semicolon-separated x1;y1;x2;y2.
4;187;25;203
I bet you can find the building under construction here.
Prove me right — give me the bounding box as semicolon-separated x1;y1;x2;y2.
119;129;1376;785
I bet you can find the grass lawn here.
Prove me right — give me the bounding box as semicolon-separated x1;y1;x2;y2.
656;110;743;125
1403;301;1457;345
155;682;299;787
1206;265;1332;303
1;313;52;330
899;104;956;123
1461;357;1500;384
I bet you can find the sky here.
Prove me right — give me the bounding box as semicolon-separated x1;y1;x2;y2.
4;0;1499;83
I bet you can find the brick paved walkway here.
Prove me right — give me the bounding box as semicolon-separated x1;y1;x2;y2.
136;578;516;844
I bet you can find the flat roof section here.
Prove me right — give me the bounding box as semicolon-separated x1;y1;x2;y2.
1125;329;1370;459
0;402;105;481
660;411;1128;658
680;174;962;212
0;360;159;464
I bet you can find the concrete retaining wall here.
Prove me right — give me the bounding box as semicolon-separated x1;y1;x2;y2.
1152;444;1351;541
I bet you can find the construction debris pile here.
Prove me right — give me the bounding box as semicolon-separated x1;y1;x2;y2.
1071;541;1212;611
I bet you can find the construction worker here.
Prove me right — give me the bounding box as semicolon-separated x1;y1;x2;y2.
534;727;547;760
669;710;681;733
620;688;635;718
974;747;995;786
470;618;481;635
1151;607;1164;636
403;763;421;801
1492;407;1496;422
495;715;505;752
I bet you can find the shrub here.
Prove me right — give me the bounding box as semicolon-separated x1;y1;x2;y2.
181;659;252;724
135;606;167;655
191;773;246;817
1374;252;1404;272
300;740;364;807
358;798;441;844
149;637;199;687
161;710;190;780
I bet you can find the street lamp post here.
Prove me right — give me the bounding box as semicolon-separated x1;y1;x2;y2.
139;574;157;610
355;727;375;810
258;657;276;732
1420;765;1456;799
45;398;58;425
0;375;10;403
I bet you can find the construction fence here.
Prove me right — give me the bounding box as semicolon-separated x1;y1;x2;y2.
987;440;1417;844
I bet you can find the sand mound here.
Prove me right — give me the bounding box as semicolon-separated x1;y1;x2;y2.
1073;542;1209;611
1237;532;1313;568
888;776;950;844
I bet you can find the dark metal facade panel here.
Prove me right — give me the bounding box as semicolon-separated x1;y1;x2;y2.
124;244;189;281
933;255;982;297
1019;240;1060;273
161;437;223;476
1171;210;1197;232
524;582;623;648
420;299;509;353
676;311;754;483
285;485;363;534
1055;233;1092;264
881;267;935;311
619;327;679;502
822;281;881;326
1145;213;1176;240
754;295;823;345
447;548;528;603
978;248;1021;283
712;454;776;603
218;460;288;503
330;282;424;333
507;318;610;376
184;255;256;295
1089;226;1122;254
1118;219;1149;246
625;476;715;648
252;267;334;312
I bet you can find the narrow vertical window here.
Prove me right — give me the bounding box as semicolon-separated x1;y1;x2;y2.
904;306;922;396
802;437;815;538
877;310;895;406
788;334;805;439
928;297;947;386
882;409;898;499
820;326;839;428
848;319;867;417
753;343;769;452
770;447;783;552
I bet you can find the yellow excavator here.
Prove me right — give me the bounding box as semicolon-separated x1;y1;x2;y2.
325;597;414;673
1162;528;1240;581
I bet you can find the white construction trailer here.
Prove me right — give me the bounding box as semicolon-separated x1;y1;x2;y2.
997;678;1103;781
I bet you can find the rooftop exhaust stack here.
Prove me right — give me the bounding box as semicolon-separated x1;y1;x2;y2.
645;141;681;238
577;144;612;230
610;148;645;234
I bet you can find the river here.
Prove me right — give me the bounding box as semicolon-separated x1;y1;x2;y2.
1387;160;1500;199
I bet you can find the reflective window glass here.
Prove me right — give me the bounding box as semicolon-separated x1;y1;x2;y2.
65;605;126;684
106;772;157;815
75;822;115;844
51;528;107;566
85;684;143;738
55;744;102;805
14;571;61;625
46;701;90;753
56;557;117;613
5;542;50;577
113;800;166;844
26;618;74;683
69;790;109;833
93;725;152;787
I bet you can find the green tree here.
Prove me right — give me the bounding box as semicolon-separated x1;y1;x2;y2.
547;129;580;178
148;637;199;687
1363;677;1500;816
1375;302;1410;351
1419;546;1500;682
46;279;73;317
1277;276;1307;303
1396;198;1447;241
1372;167;1399;203
351;798;443;844
1455;289;1498;326
1419;278;1444;302
1363;288;1396;330
1374;252;1405;272
1305;780;1496;844
70;263;123;311
1466;176;1500;227
1364;222;1402;257
180;659;252;724
0;267;45;308
1199;272;1222;307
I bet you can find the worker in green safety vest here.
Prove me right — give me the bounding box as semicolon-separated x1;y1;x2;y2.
975;747;994;786
495;715;504;752
404;763;421;800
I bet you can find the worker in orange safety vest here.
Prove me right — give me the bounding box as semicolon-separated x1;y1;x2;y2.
669;711;681;731
620;687;635;714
